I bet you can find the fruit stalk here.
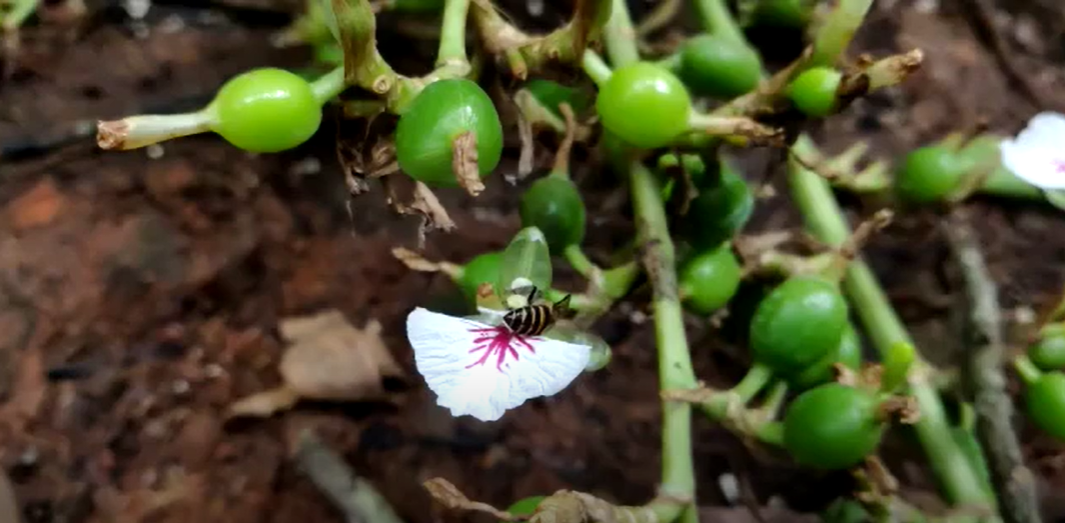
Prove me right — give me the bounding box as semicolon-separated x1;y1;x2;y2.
601;0;697;518
602;0;639;66
581;49;613;86
808;0;872;67
693;0;746;47
631;162;699;522
788;135;994;509
942;212;1041;523
436;0;472;74
311;65;351;104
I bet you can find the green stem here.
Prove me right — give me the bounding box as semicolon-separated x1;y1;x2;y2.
96;112;215;151
977;168;1043;200
732;363;773;403
693;0;745;46
581;49;614;85
809;0;873;67
1013;355;1042;386
654;53;682;72
310;65;348;104
631;161;699;515
602;0;640;66
436;0;471;67
563;244;598;279
787;136;992;508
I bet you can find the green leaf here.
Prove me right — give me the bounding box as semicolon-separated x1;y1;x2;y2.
498;227;553;305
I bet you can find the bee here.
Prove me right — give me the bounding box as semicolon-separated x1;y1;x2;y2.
502;286;575;336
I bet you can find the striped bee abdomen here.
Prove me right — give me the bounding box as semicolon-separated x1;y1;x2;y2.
503;304;553;336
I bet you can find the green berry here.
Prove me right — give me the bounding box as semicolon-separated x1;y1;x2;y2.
750;0;814;28
596;62;692;149
457;251;503;302
210;68;322;153
895;146;966;203
395;79;504;187
787;67;842;118
679;245;743;315
524;79;593;119
678;161;754;250
750;276;849;374
679;34;763;99
789;323;863;390
783;383;885;470
1029;325;1065;372
1025;371;1065;441
519;175;586;252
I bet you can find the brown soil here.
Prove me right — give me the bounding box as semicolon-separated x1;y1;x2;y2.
2;0;1065;522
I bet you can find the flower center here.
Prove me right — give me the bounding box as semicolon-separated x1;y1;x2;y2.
466;326;538;371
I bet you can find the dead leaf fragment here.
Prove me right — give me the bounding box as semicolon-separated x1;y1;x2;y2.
228;310;403;418
423;478;515;520
384;177;457;247
227;387;300;418
452;131;484;196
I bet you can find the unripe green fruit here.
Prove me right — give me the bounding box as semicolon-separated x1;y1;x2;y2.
519;176;586;252
596;62;693;149
678;34;763;99
210;68;323;153
395;79;504;187
787;67;842;118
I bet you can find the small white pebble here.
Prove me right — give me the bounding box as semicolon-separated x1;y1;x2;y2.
290;157;322;177
527;0;543;16
913;0;938;13
158;14;186;34
718;473;740;505
123;0;150;19
1013;306;1037;325
171;379;190;395
204;363;225;378
628;309;648;325
146;144;165;159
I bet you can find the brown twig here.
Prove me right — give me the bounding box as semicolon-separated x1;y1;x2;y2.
942;211;1042;523
292;429;404;523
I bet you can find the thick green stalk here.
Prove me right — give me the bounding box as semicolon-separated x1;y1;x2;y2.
600;2;697;520
602;0;639;66
436;0;471;67
693;0;745;46
788;136;992;508
809;0;873;67
631;163;699;518
581;49;613;85
310;65;348;104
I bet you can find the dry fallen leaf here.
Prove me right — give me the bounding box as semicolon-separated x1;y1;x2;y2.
228;310;403;418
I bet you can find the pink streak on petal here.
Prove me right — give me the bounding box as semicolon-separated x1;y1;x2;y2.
464;326;542;372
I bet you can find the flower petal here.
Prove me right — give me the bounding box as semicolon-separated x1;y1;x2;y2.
1001;139;1065;190
1014;112;1065;151
406;307;591;422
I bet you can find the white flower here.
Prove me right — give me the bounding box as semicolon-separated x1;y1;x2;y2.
1000;111;1065;190
406;307;592;422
